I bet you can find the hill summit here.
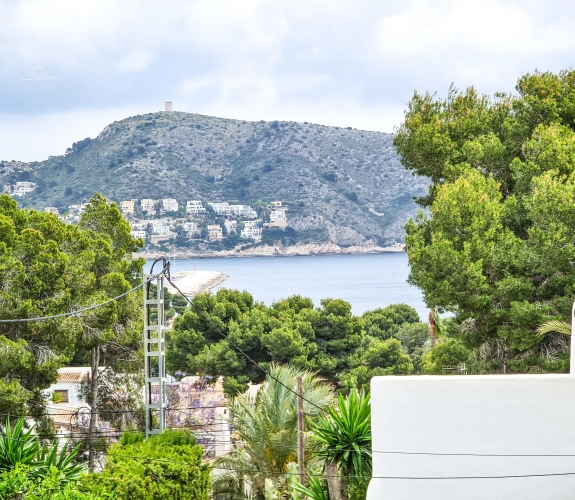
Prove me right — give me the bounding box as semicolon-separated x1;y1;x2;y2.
0;111;428;248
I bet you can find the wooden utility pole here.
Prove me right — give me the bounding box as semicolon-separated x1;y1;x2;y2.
296;375;305;483
88;345;100;473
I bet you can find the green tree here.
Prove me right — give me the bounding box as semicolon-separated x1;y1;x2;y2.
0;194;144;470
345;337;413;391
421;339;470;374
361;304;420;339
212;364;333;500
394;70;575;368
80;430;209;500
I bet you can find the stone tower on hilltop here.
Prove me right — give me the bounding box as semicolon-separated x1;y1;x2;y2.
165;101;173;112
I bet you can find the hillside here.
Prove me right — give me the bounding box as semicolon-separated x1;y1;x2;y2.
0;112;429;246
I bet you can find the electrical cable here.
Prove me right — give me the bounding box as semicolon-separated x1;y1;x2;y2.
0;272;165;323
164;270;325;411
2;434;575;481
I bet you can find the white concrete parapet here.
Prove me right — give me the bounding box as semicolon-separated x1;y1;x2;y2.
367;303;575;500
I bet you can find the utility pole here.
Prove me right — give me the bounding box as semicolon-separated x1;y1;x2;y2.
296;375;305;483
144;273;167;437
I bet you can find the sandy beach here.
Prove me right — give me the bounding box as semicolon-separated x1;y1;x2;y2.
166;270;228;296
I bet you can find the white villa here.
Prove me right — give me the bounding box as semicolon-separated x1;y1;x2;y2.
162;198;179;212
186;200;207;215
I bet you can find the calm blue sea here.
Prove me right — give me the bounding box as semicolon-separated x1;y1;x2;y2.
147;253;427;320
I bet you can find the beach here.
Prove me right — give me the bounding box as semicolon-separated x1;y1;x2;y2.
166;270;228;296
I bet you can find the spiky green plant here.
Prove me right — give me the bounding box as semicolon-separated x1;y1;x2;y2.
0;418;39;473
309;389;371;500
292;475;330;500
36;440;84;483
0;418;84;484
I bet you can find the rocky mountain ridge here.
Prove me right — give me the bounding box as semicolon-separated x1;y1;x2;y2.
0;111;429;246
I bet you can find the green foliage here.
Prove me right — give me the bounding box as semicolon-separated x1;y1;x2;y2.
80;430;209;500
0;418;84;490
361;304;420;339
0;466;94;500
212;365;333;499
0;194;145;423
422;339;470;374
311;390;371;478
394;69;575;366
345;337;413;391
167;293;419;394
310;390;371;499
292;475;330;500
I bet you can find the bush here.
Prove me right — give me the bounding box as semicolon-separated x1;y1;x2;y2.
422;339;470;374
344;191;358;202
80;431;210;500
0;466;93;500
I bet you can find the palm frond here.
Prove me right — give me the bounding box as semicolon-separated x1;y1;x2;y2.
537;320;571;336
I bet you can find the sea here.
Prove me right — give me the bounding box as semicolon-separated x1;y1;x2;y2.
147;253;427;320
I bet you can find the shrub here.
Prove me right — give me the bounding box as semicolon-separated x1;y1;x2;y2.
422;339;470;374
80;431;210;500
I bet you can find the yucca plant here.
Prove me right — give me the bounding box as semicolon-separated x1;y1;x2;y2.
0;418;39;473
36;440;84;483
0;418;84;484
309;389;371;500
292;475;330;500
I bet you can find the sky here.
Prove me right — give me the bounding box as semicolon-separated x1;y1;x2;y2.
1;0;575;162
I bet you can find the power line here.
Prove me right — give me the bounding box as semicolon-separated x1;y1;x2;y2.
165;272;325;412
2;435;573;481
0;272;165;324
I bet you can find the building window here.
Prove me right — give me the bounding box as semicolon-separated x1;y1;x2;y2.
53;390;69;403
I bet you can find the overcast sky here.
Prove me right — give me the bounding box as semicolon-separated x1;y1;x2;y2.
1;0;574;162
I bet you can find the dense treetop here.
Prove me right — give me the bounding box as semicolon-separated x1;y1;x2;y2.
166;290;429;393
0;194;144;423
394;69;575;369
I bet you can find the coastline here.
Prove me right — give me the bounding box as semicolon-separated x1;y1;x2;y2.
136;241;405;260
165;270;228;296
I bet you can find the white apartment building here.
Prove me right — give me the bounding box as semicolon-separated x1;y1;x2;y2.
183;222;198;233
131;230;146;239
208;202;231;215
229;205;257;218
162;198;179;212
240;220;262;240
270;210;286;222
152;223;174;235
3;185;11;194
186;200;206;215
141;199;156;212
12;182;36;196
44;207;59;215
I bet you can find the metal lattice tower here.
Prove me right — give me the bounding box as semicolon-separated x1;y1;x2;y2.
144;274;167;437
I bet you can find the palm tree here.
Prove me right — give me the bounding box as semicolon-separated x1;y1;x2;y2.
212;364;334;500
309;389;371;500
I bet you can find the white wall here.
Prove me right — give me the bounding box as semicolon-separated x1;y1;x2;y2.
368;374;575;500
